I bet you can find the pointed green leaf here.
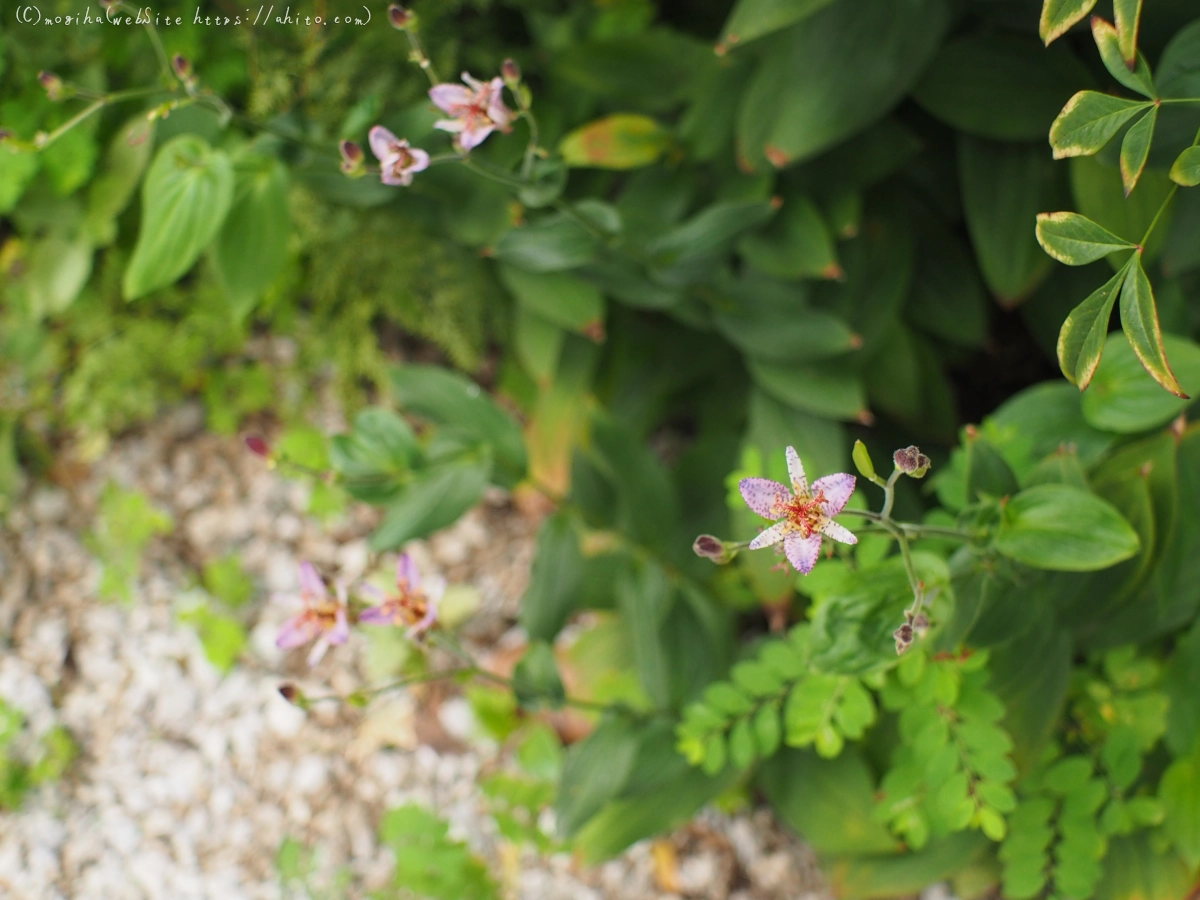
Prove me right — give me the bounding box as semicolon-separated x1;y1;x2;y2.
1040;0;1098;45
1056;261;1130;388
559;114;671;170
1119;255;1189;397
1160;754;1200;869
996;484;1141;571
212;154;290;318
1169;146;1200;187
497;264;605;336
717;0;836;52
1036;212;1136;265
1113;0;1142;66
1082;332;1200;431
1091;17;1155;98
1119;107;1156;196
1049;91;1151;159
123;135;234;300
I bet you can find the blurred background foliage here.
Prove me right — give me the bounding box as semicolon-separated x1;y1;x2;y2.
5;0;1200;896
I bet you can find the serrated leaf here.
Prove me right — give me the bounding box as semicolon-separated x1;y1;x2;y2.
1119;254;1189;397
123;135;234;300
1040;0;1099;45
1091;17;1155;98
559;114;670;170
1170;146;1200;187
1119;107;1156;196
1049;92;1151;159
1036;211;1136;265
1056;260;1131;388
1113;0;1142;66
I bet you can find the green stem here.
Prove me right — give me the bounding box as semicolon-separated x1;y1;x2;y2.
33;85;173;151
1139;187;1177;247
401;27;440;86
879;469;902;521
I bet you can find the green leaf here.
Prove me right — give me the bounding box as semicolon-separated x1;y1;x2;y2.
514;309;564;385
647;200;776;283
912;34;1089;141
1070;155;1174;265
1040;0;1098;45
202;555;254;608
1091;17;1155;99
965;431;1019;502
710;277;856;363
1057;261;1131;388
615;558;674;709
85;115;155;246
369;458;491;550
491;213;598;273
959;137;1059;304
330;408;421;503
390;365;527;483
1049;92;1151;159
754;703;782;758
1093;834;1194;900
1036;211;1135;266
748;359;867;422
1113;0;1142;66
519;513;584;643
498;264;605;336
556;716;641;837
212;154;290;319
179;606;246;674
728;717;757;769
736;0;949;169
559;114;670;170
123;135;234;300
1170;146;1200;187
736;194;839;280
995;484;1141;571
1119;107;1156;196
1160;753;1200;869
716;0;835;51
758;746;900;856
513;641;566;710
1082;331;1200;431
1118;255;1190;397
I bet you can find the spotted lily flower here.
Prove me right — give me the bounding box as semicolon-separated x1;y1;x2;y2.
368;126;430;186
739;447;857;574
358;553;444;638
429;72;512;151
275;562;350;667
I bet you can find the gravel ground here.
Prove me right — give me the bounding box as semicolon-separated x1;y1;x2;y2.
0;404;840;900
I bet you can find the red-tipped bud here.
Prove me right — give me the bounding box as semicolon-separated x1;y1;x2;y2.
278;683;308;708
501;58;521;87
388;4;413;28
38;71;64;101
339;140;364;174
244;435;271;458
893;445;931;479
172;54;192;80
693;534;735;564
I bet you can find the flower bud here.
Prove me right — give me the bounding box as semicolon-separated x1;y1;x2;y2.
278;683;301;704
893;622;914;655
38;71;64;101
851;439;876;481
172;54;192;80
693;534;735;565
893;445;931;478
388;3;414;29
339;139;364;175
501;58;521;87
244;435;271;458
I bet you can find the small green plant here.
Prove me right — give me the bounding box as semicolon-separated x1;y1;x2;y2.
0;699;78;810
87;483;174;604
376;803;499;900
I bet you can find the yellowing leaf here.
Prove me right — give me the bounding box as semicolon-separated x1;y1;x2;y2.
1170;146;1200;187
559;115;670;170
1040;0;1098;46
1049;91;1151;160
1119;255;1189;398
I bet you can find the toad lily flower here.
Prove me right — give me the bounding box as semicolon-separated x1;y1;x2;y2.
739;447;857;575
275;562;350;667
429;72;512;151
368;126;430;186
358;553;443;639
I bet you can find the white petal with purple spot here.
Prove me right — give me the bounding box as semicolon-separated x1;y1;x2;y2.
748;520;792;550
784;533;822;574
819;520;857;545
739;477;790;519
812;473;856;516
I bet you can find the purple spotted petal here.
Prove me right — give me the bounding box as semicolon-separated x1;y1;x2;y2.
785;446;809;497
397;554;420;592
784;533;822;575
739;478;790;519
368;125;399;162
812;473;856;516
819;520;858;545
276;614;320;649
297;561;327;600
429;83;474;115
748;520;793;550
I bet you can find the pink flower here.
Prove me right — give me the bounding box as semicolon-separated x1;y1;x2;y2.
275;562;350;666
428;72;512;151
368;126;430;186
358;553;444;638
739;446;857;575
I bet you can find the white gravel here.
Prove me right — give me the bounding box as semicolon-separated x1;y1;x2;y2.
0;403;852;899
